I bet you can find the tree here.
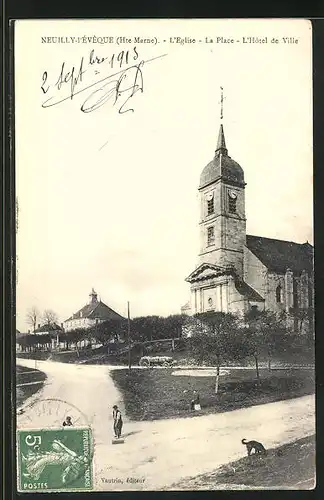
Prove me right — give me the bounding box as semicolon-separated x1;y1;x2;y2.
278;331;314;365
242;328;263;385
125;315;187;347
90;318;128;346
190;312;238;394
244;309;286;382
66;328;87;356
288;307;314;336
36;333;52;350
58;331;74;351
26;306;40;333
249;309;286;370
42;309;59;325
163;314;186;338
16;333;52;352
131;316;162;342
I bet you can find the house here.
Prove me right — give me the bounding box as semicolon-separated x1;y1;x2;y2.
64;288;124;332
34;322;63;335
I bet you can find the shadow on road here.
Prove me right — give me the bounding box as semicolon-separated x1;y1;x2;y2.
122;430;142;438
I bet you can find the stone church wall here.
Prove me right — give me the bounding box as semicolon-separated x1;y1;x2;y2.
243;247;267;298
265;272;286;312
227;277;249;315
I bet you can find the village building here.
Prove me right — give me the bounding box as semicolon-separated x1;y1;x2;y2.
64;288;124;332
183;117;313;333
34;322;63;335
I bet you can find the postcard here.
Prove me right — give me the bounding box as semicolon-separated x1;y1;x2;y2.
14;19;314;492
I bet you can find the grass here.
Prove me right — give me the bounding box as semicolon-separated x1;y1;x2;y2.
172;435;316;490
17;342;315;367
16;346;125;364
111;367;315;421
16;364;47;407
17;351;51;361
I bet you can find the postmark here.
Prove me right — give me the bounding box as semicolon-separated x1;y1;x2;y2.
17;398;91;429
17;427;93;492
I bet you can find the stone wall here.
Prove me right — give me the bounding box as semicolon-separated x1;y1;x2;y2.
243;246;267;298
190;275;246;316
198;179;246;277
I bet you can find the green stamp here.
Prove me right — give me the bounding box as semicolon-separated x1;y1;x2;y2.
17;427;93;492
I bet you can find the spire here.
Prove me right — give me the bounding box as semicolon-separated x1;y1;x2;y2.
215;124;228;157
216;124;227;152
215;87;228;156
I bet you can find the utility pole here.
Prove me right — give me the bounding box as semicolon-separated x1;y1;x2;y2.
127;301;131;372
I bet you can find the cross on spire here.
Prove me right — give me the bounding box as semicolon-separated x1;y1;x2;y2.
215;87;228;156
219;86;225;121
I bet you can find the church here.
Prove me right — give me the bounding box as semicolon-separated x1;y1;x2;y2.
182;117;314;331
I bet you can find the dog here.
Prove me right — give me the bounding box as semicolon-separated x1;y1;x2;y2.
242;438;267;456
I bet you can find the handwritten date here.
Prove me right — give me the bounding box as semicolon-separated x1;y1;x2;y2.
40;47;166;115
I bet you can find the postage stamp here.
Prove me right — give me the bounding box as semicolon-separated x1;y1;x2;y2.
17;427;93;492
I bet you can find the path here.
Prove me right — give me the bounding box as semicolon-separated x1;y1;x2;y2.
16;359;315;491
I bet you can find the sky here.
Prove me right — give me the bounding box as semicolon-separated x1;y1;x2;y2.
15;19;313;331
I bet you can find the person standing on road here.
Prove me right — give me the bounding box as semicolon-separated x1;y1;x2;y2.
112;405;123;438
62;416;73;426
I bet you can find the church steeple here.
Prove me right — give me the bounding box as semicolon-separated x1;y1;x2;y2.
215;124;228;156
197;87;246;277
215;87;228;156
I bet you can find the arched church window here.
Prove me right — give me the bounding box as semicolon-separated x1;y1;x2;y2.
207;226;215;246
228;190;237;213
293;278;298;308
206;193;214;215
276;284;283;303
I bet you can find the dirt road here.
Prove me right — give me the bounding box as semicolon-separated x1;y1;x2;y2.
16;359;315;491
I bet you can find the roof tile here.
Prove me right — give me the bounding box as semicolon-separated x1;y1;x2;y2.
246;235;313;274
35;322;62;333
65;301;124;322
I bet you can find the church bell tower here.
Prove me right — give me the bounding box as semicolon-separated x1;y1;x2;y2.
184;89;249;316
198;89;246;277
